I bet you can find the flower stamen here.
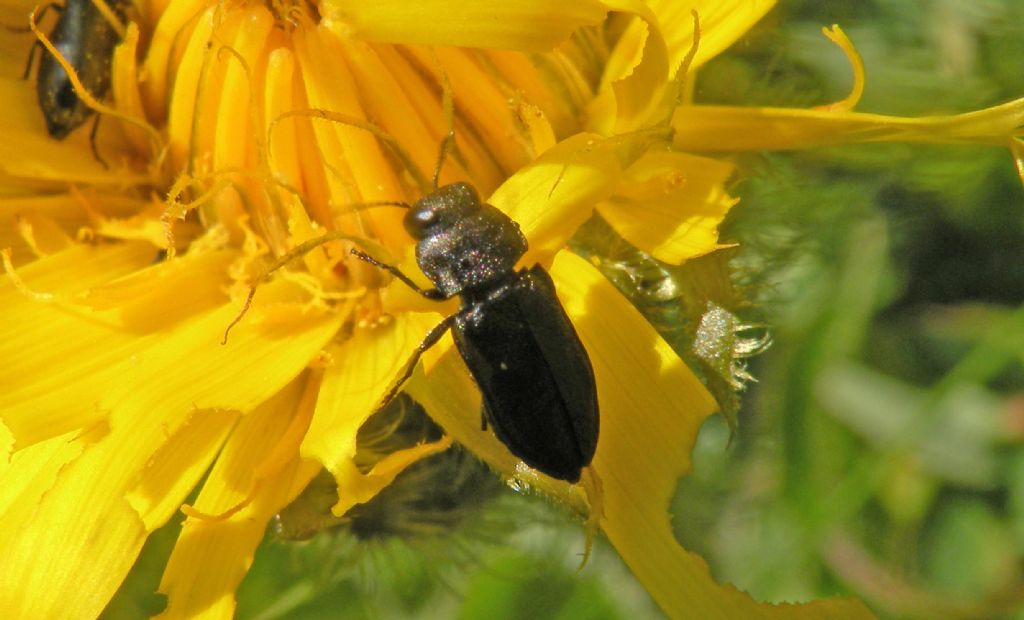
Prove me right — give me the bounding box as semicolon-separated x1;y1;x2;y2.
1;248;56;302
220;230;395;345
816;24;866;112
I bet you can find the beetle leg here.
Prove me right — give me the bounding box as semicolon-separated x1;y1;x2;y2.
378;313;456;408
19;2;63;79
88;114;108;169
577;467;604;570
22;41;41;79
480;403;490;431
36;2;63;21
350;249;447;300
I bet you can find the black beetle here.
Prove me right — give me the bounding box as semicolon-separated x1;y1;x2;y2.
352;182;599;483
32;0;127;144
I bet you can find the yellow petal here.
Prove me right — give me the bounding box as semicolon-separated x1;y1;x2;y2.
89;198;178;248
0;429;150;619
301;313;442;499
428;45;535;177
0;430;84;522
673;99;1024;152
127;408;240;531
0;420;11;475
178;375;315;523
264;48;303;191
165;5;221;169
292;26;407;218
0;267;342;617
1;242;156;446
111;23;153;155
140;0;212;122
592;0;775;133
517;100;558;155
0;190;153;265
1;247;240;446
597;0;671;132
816;25;865;112
653;0;776;72
1;194;86;265
598;150;737;263
0;9;34;77
491;132;623;265
211;5;275;172
320;0;607;52
330;435;453;516
158;457;321;620
158;378;321;619
13;212;74;255
365;45;507;193
0;77;145;185
554;252;874;619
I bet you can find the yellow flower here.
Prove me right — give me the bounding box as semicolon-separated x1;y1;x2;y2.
6;1;1020;619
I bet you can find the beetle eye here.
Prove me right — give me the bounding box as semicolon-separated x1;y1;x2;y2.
403;207;437;239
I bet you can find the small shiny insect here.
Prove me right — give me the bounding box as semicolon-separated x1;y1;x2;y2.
352;183;599;483
31;0;126;147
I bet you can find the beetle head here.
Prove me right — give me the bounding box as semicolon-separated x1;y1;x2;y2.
404;183;480;240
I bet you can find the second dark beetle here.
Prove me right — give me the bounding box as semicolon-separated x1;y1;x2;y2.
353;182;599;483
35;0;127;138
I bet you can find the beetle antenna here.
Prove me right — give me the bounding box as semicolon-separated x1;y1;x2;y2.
431;57;456;190
269;109;433;195
344;200;412;212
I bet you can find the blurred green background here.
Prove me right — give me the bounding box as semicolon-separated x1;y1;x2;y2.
103;1;1024;618
693;1;1024;618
